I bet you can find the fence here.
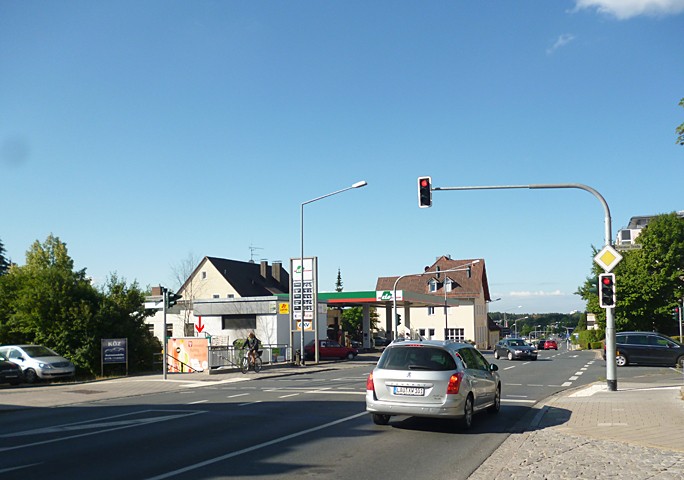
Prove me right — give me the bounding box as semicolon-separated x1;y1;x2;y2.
208;344;292;371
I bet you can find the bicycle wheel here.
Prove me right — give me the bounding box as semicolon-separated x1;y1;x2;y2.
254;356;263;373
240;356;249;374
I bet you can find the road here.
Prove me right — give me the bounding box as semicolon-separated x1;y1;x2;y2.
0;346;621;480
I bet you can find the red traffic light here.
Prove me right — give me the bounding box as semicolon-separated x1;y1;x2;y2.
418;176;432;208
602;276;613;285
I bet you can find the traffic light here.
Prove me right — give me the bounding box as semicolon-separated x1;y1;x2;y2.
598;273;615;308
166;291;182;308
418;176;432;208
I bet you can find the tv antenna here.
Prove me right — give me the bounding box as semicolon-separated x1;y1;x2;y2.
249;245;264;263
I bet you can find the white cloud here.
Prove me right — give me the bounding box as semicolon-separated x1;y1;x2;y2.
547;33;576;54
574;0;684;19
509;290;564;297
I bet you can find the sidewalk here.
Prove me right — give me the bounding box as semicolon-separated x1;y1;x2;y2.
469;374;684;480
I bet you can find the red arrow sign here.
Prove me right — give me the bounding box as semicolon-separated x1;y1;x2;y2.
195;317;205;334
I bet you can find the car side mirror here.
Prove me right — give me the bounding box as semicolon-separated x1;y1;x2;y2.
490;364;498;372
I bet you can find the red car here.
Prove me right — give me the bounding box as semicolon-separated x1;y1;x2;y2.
543;340;558;350
304;339;358;361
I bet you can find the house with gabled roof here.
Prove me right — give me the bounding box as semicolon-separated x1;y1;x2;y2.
145;257;292;348
375;255;499;348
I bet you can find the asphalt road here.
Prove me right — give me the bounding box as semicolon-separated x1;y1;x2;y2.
0;346;611;480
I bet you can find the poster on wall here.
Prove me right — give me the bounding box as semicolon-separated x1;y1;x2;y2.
166;337;209;373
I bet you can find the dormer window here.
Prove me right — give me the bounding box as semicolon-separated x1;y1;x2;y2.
445;278;453;293
429;279;438;292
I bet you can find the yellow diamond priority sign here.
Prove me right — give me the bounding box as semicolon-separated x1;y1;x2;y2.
594;245;623;273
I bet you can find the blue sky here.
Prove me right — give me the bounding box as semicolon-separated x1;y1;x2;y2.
1;1;682;313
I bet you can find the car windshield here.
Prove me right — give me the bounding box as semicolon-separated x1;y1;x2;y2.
378;346;457;371
509;340;526;346
22;345;59;357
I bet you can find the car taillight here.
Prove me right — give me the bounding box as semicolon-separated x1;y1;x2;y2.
446;372;464;395
366;372;375;391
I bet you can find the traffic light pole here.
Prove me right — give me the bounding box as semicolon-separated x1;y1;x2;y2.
162;287;168;380
433;182;618;391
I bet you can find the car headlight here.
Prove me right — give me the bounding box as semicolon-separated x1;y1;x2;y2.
514;349;522;353
38;362;53;369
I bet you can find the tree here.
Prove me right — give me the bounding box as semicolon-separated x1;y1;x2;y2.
616;213;684;333
341;306;379;340
0;238;10;276
335;268;343;292
677;98;684;146
0;234;159;376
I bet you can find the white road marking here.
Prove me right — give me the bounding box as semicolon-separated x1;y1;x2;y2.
145;411;368;480
0;410;204;452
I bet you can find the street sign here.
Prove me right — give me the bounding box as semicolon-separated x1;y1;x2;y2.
594;244;623;272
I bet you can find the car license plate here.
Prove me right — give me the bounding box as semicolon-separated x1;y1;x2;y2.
394;386;424;396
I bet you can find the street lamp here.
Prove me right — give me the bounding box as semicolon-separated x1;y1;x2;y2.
392;260;480;341
298;180;367;364
513;316;528;337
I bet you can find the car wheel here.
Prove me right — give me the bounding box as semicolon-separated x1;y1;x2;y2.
676;355;684;369
493;350;499;359
616;353;628;367
346;352;355;360
487;385;501;414
9;379;21;386
24;369;38;384
507;352;514;361
372;414;390;425
461;395;474;429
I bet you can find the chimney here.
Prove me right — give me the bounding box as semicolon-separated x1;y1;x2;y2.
273;261;282;283
260;260;268;278
152;286;162;296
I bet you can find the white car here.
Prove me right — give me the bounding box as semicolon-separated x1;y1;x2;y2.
0;345;75;383
366;340;501;430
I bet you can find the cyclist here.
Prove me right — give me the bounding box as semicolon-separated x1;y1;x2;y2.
244;332;260;367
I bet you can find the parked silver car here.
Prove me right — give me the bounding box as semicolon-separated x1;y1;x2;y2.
366;340;501;429
0;345;75;383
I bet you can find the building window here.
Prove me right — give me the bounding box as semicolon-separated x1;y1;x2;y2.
147;325;154;335
445;328;465;342
445;279;452;293
427;306;435;315
166;323;173;338
419;329;426;337
213;294;219;299
429;279;437;292
227;294;234;298
429;328;435;337
201;271;207;280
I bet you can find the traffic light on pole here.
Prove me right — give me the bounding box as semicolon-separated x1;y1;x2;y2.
418;176;432;208
598;273;615;308
166;291;182;308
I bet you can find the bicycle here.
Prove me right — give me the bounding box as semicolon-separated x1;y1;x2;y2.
241;349;263;374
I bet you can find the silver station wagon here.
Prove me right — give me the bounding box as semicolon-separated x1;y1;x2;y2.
366;339;501;429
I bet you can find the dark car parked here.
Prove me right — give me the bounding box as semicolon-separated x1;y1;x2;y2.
494;338;538;361
604;331;684;368
0;352;22;385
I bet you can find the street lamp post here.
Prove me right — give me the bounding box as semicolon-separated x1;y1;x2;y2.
298;180;367;364
392;261;480;341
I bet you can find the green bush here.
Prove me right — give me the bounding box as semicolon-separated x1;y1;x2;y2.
577;330;602;350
